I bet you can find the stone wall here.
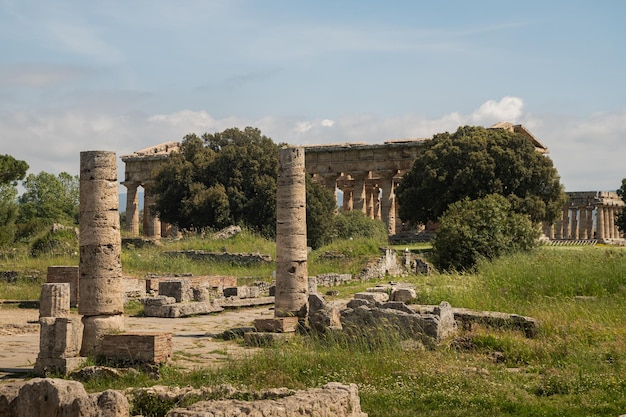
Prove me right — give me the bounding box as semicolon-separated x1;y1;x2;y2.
99;332;172;365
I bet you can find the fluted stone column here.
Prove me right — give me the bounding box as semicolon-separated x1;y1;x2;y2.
79;151;124;356
143;183;161;238
571;207;580;240
587;207;595;239
341;183;354;211
320;174;338;210
275;147;308;318
379;173;396;236
562;208;570;240
122;181;140;236
596;206;605;241
351;172;368;214
579;208;588;240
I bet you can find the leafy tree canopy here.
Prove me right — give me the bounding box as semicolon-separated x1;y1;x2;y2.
0;184;19;246
152;127;336;244
17;172;79;226
432;194;540;272
0;154;28;185
396;125;565;225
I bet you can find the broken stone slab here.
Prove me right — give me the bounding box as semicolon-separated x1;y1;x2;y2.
159;279;192;303
254;316;300;333
390;287;417;303
354;291;389;303
143;302;224;318
166;382;367;417
223;285;261;299
214;296;275;309
341;301;456;344
308;293;342;333
243;331;293;347
452;307;539;338
3;378;129;417
141;295;177;306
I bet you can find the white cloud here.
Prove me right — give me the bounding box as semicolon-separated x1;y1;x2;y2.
1;97;623;194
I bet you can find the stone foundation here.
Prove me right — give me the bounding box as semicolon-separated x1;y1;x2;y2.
99;332;172;365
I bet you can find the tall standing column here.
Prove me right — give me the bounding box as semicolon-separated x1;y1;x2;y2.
122;181;140;236
379;173;396;236
275;147;308;319
341;183;354;211
79;151;124;356
579;207;588;240
596;206;605;241
571;209;579;240
562;208;570;240
586;207;594;239
320;174;338;209
351;172;368;214
143;183;161;238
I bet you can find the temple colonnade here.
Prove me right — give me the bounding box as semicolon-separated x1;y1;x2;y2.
120;142;179;238
542;191;624;242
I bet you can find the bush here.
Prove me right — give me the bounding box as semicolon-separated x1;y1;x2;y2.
431;194;539;272
333;210;388;243
30;227;79;258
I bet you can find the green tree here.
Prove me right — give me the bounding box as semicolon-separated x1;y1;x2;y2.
0;154;28;185
18;172;79;226
616;178;626;234
0;155;28;246
152;127;336;241
0;184;19;246
431;194;539;271
306;176;336;249
396;125;565;225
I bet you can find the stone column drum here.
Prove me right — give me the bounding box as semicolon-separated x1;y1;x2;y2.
78;151;125;356
274;147;308;318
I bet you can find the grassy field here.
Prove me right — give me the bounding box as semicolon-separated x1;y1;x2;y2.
1;235;625;416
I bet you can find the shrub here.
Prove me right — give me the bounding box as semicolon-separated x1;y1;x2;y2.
431;194;539;271
30;227;78;258
333;210;388;243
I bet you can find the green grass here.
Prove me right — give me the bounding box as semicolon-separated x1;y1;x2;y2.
3;236;626;416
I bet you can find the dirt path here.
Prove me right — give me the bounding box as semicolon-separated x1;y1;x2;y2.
0;304;275;381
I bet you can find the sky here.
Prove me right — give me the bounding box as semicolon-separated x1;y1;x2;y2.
1;0;625;194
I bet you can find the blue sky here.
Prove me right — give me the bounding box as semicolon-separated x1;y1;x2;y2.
1;0;625;192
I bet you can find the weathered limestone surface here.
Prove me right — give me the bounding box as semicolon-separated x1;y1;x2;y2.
39;283;70;318
341;301;457;344
99;332;172;364
2;378;129;417
166;382;367;417
159;279;192;303
79;151;125;357
275;147;308;318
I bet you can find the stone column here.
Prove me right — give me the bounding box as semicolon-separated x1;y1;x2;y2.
579;207;588;240
609;206;616;239
562;208;570;240
587;207;595;239
571;208;579;240
604;206;611;240
365;183;377;219
341;183;354;211
79;151;125;357
274;147;308;319
351;172;369;214
143;183;161;238
379;173;396;236
596;206;605;241
122;181;140;236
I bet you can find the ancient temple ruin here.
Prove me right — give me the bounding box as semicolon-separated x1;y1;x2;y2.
120;124;624;243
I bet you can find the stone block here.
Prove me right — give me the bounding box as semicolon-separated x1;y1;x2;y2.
142;296;176;306
38;317;83;358
159;279;191;303
243;331;292;347
354;291;389;303
39;283;70;318
390;288;417;303
46;266;79;307
223;286;261;299
34;357;87;376
254;317;300;333
99;332;172;364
